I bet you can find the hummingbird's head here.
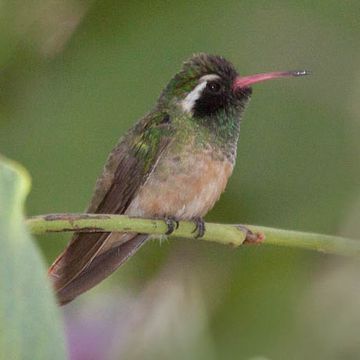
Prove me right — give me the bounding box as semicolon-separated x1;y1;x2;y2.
161;53;250;119
160;53;309;122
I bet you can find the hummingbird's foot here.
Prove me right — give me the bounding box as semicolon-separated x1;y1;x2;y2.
192;217;206;238
164;217;179;235
237;225;265;244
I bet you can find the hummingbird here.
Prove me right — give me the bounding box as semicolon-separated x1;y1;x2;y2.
48;53;308;305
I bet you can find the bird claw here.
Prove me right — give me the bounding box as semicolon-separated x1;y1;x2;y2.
192;217;206;238
237;225;265;244
164;217;179;235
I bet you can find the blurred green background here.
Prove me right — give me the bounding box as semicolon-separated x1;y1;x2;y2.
1;1;360;359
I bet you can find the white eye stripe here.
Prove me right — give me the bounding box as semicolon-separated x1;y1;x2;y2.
182;82;207;113
199;74;221;82
181;74;220;113
181;81;208;113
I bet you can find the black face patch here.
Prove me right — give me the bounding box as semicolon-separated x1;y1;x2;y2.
193;79;252;118
193;80;229;117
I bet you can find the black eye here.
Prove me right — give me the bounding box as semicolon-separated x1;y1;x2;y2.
207;82;221;93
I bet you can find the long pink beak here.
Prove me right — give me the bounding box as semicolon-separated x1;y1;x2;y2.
233;70;310;90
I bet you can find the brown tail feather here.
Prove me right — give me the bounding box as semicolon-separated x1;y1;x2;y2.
49;233;148;305
48;231;112;293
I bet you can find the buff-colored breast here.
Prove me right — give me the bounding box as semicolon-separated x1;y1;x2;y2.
126;146;234;220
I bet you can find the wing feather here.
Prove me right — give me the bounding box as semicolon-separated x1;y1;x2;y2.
49;112;174;294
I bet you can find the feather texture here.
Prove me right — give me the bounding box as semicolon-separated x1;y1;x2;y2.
48;113;174;304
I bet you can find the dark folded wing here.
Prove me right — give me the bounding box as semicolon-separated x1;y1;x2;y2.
49;112;174;292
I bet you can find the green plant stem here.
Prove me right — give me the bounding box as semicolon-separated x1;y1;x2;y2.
26;213;360;257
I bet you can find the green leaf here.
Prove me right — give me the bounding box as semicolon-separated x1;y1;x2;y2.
0;156;66;360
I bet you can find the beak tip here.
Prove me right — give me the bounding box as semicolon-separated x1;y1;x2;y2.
291;69;311;77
